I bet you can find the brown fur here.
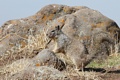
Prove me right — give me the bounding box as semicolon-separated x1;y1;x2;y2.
46;25;90;70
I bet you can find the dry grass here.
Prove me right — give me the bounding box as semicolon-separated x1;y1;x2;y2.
0;28;50;67
0;26;120;79
0;27;52;79
63;65;103;80
0;59;32;75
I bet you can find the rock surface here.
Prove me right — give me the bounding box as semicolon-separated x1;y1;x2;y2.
32;49;66;71
2;66;67;80
0;49;66;79
0;4;120;79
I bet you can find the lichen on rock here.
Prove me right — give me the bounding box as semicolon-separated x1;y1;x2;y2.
0;4;120;79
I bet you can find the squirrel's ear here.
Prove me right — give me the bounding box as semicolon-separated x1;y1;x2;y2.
56;25;60;30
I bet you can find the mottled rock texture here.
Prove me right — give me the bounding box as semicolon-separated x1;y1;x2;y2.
32;49;66;71
2;66;67;80
0;4;120;79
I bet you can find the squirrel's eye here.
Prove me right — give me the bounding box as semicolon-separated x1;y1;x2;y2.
51;30;55;32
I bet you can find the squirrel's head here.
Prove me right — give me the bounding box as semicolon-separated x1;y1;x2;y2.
47;25;62;39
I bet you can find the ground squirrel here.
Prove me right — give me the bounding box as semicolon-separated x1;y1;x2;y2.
46;25;70;53
46;25;89;70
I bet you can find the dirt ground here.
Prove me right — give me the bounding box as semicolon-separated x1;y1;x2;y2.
100;69;120;80
84;67;120;80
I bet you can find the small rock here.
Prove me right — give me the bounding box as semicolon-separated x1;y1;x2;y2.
33;49;66;71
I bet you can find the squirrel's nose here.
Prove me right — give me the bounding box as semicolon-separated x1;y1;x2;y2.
46;33;48;36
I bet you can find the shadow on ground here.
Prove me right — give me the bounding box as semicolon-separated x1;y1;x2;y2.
82;67;120;74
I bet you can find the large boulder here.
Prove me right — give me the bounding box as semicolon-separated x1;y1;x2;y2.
0;4;120;70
